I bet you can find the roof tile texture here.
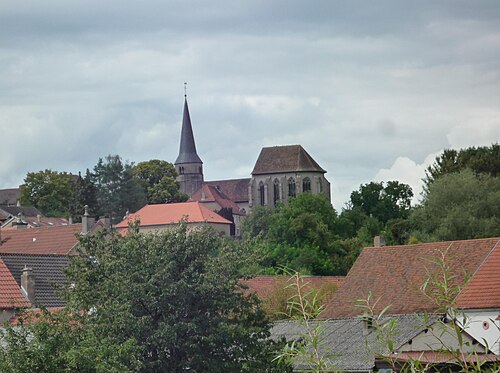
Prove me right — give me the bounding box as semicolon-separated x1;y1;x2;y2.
204;178;251;203
190;184;243;214
322;238;499;319
456;240;500;309
0;224;81;255
115;202;231;228
0;257;29;309
251;145;326;175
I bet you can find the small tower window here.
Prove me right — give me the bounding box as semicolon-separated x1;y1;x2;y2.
288;177;296;198
259;182;265;206
318;179;323;193
303;177;311;193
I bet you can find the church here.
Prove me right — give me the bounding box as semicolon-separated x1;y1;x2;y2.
174;96;331;236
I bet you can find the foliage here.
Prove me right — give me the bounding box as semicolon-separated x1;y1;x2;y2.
275;271;338;372
63;224;287;372
20;169;74;217
260;276;338;321
69;170;99;222
92;154;146;222
410;170;500;241
424;143;499;191
349;180;413;224
131;159;188;204
0;308;140;373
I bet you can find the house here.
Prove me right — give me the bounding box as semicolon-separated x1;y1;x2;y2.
271;237;500;371
1;214;69;229
0;205;43;225
115;201;232;236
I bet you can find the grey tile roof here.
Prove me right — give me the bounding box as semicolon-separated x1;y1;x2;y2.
0;253;69;307
271;314;437;372
251;145;326;175
0;206;42;220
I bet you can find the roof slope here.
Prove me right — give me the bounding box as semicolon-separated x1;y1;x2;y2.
190;184;243;214
272;315;436;371
456;240;500;309
322;237;499;319
0;206;42;219
1;254;69;307
251;145;326;175
204;178;250;203
115;202;231;228
0;256;29;309
175;98;202;165
2;216;69;228
0;224;82;255
243;275;345;300
0;188;20;206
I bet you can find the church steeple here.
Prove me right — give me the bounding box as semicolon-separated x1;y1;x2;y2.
174;91;204;197
175;98;203;165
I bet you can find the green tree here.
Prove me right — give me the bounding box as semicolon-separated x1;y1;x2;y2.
69;169;99;221
349;181;413;224
411;170;500;241
65;225;287;372
0;308;140;373
92;155;146;222
131;159;188;204
424;143;500;191
20;169;74;217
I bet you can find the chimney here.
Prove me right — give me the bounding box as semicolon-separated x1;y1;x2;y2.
36;214;41;223
12;213;28;229
21;266;35;304
374;235;386;247
99;216;111;229
81;205;95;234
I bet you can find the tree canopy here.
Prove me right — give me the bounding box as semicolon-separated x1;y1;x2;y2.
424;143;499;191
20;169;74;217
131;159;188;204
0;226;288;372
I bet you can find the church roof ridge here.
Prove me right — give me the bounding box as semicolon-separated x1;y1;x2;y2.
251;144;326;175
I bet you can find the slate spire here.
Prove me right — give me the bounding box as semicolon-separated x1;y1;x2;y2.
175;98;203;164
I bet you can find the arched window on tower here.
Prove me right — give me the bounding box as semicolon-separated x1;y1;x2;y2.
302;177;311;193
288;177;296;198
259;182;265;206
318;178;323;193
273;179;280;205
179;167;184;175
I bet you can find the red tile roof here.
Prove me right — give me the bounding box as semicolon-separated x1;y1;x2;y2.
190;184;243;214
456;240;500;309
0;224;82;255
114;202;232;228
242;275;345;300
322;238;499;319
0;257;29;309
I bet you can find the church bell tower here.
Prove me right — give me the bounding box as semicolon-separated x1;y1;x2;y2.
175;92;204;197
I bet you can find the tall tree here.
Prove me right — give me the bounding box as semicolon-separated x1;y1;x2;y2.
20;170;74;217
67;225;287;372
411;170;500;241
424;143;499;191
349;181;413;224
92;155;146;222
131;159;188;204
69;169;98;221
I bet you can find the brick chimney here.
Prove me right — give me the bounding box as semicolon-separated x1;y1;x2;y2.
21;266;35;304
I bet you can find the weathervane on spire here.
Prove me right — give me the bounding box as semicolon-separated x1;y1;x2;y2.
184;82;187;98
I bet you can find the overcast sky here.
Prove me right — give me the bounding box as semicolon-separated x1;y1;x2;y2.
1;1;499;209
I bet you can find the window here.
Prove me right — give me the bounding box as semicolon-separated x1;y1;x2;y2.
288;177;296;197
259;182;265;206
302;177;311;193
273;179;280;205
318;179;322;193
